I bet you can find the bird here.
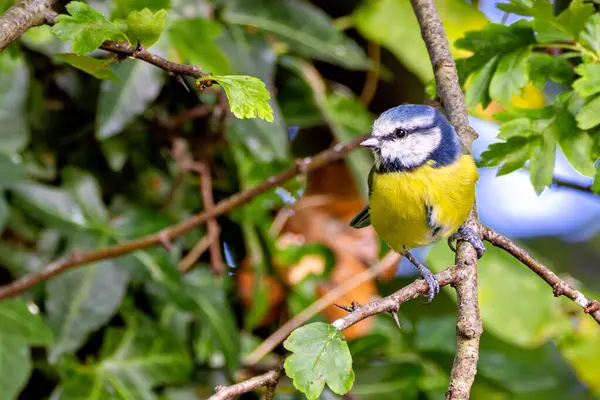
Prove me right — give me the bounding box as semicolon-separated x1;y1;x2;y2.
349;104;485;302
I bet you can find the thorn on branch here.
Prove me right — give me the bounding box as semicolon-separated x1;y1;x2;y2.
390;304;402;330
334;301;360;313
175;75;190;92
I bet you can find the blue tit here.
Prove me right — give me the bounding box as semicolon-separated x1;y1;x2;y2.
350;104;485;302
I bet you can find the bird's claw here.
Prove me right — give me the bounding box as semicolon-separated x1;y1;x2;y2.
448;225;485;259
404;251;440;303
419;267;440;303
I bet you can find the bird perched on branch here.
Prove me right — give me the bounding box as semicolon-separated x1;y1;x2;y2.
350;104;485;302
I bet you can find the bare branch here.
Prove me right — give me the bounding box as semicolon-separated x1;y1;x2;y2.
0;136;366;300
0;0;56;52
482;226;600;325
409;0;483;398
209;366;284;400
195;163;224;274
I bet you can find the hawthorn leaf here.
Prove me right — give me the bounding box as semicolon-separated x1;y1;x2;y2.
126;8;167;48
576;96;600;130
573;63;600;97
199;75;274;122
52;2;127;55
489;48;531;105
284;322;354;399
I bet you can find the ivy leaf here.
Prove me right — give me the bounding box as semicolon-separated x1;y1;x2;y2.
52;2;127;55
199;75;274;122
284;322;354;399
573;63;600;97
465;56;498;109
489;48;531;105
528;53;572;88
126;8;167;48
54;53;120;81
579;14;600;57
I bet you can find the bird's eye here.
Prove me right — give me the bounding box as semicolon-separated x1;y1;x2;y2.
394;127;408;138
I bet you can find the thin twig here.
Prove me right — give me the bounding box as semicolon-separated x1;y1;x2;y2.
209;366;284;400
244;251;401;365
0;0;57;51
217;265;459;399
409;0;483;398
196;163;224;274
482;226;600;325
359;41;381;106
0;136;366;300
552;176;595;195
178;231;216;273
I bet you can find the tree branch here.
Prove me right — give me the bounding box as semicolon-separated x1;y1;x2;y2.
0;136;366;300
214;264;459;399
0;0;56;52
195;163;224;274
409;0;483;398
209;366;284;400
482;226;600;325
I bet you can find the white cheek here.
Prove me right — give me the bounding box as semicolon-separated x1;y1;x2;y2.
381;128;442;168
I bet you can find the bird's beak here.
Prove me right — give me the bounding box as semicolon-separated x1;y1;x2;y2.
360;136;380;148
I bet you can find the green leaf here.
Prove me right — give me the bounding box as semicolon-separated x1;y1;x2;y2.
223;0;370;70
55;312;191;398
576;95;600;130
184;270;241;370
479;136;535;175
0;53;30;153
169;18;231;75
62;167;109;225
126;8;167;48
46;241;130;362
52;1;127;55
0;299;53;345
579;14;600;57
529;133;555;194
96;58;165;140
200;75;274;122
573;63;600;97
428;243;570;347
489;48;531;105
528;53;573;88
465;56;498;109
0;336;31;399
101;135;129;171
54;53;120;81
284;322;354;399
354;0;488;83
10;182;88;232
455;21;535;83
0;196;8;234
111;0;170;19
593;167;600;193
499;0;594;43
552;107;596;176
0;153;25;186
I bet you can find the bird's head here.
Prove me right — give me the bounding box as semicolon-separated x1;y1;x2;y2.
361;104;462;172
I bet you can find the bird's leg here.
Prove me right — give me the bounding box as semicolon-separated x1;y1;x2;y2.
404;251;439;303
448;224;485;259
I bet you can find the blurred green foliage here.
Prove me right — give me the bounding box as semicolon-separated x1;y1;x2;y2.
0;0;598;399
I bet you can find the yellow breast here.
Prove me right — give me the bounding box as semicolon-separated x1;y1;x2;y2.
369;155;478;251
